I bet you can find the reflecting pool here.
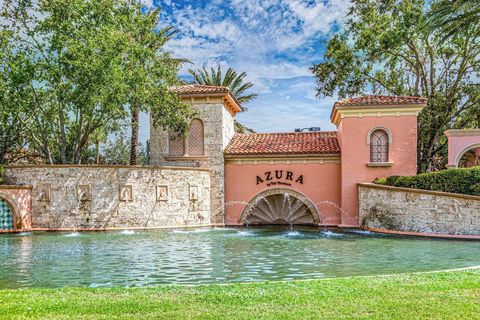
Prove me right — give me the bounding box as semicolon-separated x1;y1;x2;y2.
1;227;479;288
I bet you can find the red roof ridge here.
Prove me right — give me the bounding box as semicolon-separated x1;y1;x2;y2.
233;131;338;136
335;95;427;107
172;84;230;94
225;131;340;156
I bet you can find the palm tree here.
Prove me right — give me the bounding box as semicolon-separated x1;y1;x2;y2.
188;66;258;104
425;0;480;39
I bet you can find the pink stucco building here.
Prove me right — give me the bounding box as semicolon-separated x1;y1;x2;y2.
225;95;427;227
445;129;480;168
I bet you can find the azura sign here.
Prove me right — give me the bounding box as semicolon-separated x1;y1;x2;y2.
256;170;304;187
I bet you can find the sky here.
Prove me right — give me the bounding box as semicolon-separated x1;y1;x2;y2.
138;0;351;141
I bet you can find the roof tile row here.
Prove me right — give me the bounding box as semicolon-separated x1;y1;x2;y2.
224;132;340;156
335;95;427;107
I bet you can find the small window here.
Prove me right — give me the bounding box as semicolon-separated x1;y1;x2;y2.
168;118;205;157
168;132;185;156
187;118;204;156
370;129;389;162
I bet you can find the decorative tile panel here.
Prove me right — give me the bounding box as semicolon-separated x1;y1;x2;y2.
77;185;91;202
119;185;133;202
37;184;51;202
0;199;14;230
156;185;168;201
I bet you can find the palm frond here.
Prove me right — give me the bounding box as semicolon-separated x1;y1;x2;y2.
425;0;480;40
188;65;257;104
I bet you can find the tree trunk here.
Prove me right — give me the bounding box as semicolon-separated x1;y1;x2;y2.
129;101;140;165
58;107;67;164
95;139;101;165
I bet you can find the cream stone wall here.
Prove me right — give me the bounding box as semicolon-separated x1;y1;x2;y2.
149;98;236;225
149;114;169;163
3;165;211;229
358;183;480;235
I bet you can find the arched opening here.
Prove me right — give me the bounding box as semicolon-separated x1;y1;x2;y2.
457;145;480;168
369;129;390;162
240;189;320;226
0;198;15;230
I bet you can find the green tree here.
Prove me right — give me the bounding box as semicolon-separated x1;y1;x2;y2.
1;0;194;165
1;0;129;164
101;132;149;165
188;65;258;104
102;133;130;165
119;2;194;165
425;0;480;40
0;30;27;164
311;0;480;172
234;120;256;134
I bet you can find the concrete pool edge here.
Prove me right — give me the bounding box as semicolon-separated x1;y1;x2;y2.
360;226;480;240
2;225;480;240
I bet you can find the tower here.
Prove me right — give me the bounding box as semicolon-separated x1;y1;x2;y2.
331;96;427;226
149;85;242;225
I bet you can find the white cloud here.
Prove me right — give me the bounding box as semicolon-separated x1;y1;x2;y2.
155;0;349;132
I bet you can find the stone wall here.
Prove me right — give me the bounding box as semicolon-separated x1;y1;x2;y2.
358;183;480;235
149;97;236;225
3;165;211;229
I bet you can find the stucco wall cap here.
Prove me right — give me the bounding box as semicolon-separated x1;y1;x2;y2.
358;182;480;201
444;129;480;137
0;185;33;190
4;164;211;172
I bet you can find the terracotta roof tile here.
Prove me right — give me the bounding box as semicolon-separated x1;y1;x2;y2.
335;95;427;107
172;84;230;95
224;132;340;156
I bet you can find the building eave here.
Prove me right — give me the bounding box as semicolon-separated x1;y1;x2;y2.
330;103;427;126
177;92;243;115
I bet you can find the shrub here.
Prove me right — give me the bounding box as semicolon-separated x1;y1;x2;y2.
0;165;3;184
373;178;386;185
375;167;480;196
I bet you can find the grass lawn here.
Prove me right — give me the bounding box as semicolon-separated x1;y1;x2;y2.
1;269;479;320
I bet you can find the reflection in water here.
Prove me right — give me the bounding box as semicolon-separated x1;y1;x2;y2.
0;227;479;289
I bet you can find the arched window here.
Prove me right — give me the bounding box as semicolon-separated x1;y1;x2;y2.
370;129;389;162
187;118;204;156
168;132;185;156
458;147;480;168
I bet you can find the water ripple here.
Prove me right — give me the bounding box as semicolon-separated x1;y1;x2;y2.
0;227;479;289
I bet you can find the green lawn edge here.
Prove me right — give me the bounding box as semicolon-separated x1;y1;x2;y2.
1;269;479;320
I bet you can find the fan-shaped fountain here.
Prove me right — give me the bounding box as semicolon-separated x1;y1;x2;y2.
239;189;321;226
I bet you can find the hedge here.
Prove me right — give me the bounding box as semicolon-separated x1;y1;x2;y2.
374;166;480;196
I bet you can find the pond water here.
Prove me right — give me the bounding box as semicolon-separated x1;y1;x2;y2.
1;227;479;288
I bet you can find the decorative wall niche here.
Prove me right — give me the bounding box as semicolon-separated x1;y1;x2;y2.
189;185;199;201
119;185;133;202
37;184;51;202
156;185;168;201
77;185;91;202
